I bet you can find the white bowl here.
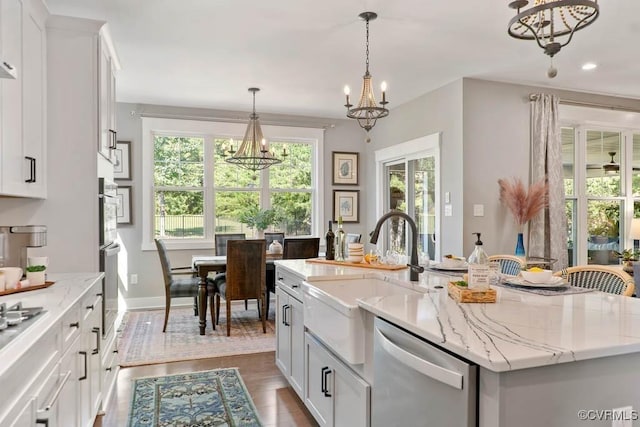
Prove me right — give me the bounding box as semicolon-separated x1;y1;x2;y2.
0;267;23;290
520;269;553;283
347;255;363;263
441;257;467;268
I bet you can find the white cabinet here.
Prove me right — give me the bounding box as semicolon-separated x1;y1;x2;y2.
0;0;47;198
100;325;119;411
275;286;304;398
98;30;118;163
80;286;103;427
305;332;370;427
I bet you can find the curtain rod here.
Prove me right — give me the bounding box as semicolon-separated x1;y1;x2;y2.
529;93;640;114
137;112;331;130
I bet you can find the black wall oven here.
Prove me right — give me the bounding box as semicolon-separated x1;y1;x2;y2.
99;178;120;338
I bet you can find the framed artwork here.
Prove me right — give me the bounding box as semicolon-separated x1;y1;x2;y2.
114;141;132;180
116;186;132;224
332;151;359;185
333;190;360;223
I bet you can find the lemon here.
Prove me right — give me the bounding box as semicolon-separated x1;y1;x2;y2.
528;267;543;272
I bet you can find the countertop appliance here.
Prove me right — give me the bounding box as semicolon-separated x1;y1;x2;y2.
0;225;47;271
372;317;477;427
99;178;120;338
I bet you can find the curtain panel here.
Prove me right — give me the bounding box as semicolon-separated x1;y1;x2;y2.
529;94;568;270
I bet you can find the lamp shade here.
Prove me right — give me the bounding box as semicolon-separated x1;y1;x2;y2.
630;218;640;240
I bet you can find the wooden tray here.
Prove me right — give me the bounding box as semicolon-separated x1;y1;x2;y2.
0;281;55;297
305;258;408;271
447;282;496;303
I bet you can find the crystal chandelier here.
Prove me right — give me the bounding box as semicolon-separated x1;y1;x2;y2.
508;0;599;78
225;88;283;171
343;12;389;137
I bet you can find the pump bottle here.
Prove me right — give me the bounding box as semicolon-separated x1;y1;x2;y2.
467;232;490;290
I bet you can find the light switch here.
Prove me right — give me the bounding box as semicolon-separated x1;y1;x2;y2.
444;192;450;203
444;204;452;217
473;204;484;217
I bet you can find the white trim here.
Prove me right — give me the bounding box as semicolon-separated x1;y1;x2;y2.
141;117;324;251
374;132;441;260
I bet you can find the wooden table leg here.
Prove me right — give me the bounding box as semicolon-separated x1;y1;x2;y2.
198;271;207;335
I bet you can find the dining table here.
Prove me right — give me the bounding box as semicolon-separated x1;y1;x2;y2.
192;253;282;335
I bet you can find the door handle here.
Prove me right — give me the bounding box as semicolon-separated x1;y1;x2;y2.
320;367;328;394
284;304;290;326
79;351;88;380
322;367;332;397
25;156;36;183
35;419;49;427
92;327;101;354
109;129;117;149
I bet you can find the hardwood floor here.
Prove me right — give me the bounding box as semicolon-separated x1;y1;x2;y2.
94;351;318;427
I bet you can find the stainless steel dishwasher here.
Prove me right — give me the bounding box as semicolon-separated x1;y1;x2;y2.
372;317;477;427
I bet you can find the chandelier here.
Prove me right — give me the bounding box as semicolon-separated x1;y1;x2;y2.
225;88;283;171
508;0;599;78
343;11;389;137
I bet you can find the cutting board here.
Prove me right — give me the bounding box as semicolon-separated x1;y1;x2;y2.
0;281;55;297
305;258;408;271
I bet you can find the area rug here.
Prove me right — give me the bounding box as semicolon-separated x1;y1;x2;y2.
118;305;275;367
127;368;262;426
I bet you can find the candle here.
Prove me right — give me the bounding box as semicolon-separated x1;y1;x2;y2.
381;81;387;103
344;85;351;105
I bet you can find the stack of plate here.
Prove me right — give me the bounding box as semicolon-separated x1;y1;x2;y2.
347;243;364;263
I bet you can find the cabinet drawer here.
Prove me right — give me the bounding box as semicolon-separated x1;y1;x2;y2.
101;333;119;411
276;267;304;300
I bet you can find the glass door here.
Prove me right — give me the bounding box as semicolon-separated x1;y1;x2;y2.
381;149;438;262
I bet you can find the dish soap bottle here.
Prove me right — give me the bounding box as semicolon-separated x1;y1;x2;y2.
467;232;490;290
335;216;346;261
325;221;335;260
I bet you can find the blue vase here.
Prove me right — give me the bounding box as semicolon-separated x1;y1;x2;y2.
515;232;526;258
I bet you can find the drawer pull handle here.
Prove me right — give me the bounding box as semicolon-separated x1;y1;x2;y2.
79;351;88;380
3;62;13;70
86;304;94;311
277;276;284;281
113;349;119;354
322;367;332;397
69;322;79;329
92;327;101;354
35;419;49;427
106;367;112;372
38;370;72;412
292;283;299;288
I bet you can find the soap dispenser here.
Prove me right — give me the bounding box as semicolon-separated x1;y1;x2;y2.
467;232;490;290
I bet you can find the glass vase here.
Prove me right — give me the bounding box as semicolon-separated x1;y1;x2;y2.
515;232;526;258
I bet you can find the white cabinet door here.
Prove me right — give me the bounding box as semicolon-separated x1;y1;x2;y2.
7;398;35;427
275;287;291;378
290;295;305;398
98;36;116;163
58;335;81;427
305;332;371;427
0;0;24;196
21;0;47;197
80;290;103;427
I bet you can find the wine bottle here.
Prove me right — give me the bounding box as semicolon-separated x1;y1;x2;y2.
335;216;346;261
325;221;335;260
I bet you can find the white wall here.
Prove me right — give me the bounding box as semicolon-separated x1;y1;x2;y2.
114;102;364;307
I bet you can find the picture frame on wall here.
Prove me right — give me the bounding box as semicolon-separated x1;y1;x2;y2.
332;151;359;185
116;186;132;224
114;141;132;180
333;190;360;223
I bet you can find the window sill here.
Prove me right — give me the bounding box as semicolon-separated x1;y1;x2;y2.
143;239;215;251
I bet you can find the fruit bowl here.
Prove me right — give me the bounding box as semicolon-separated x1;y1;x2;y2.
520;269;553;283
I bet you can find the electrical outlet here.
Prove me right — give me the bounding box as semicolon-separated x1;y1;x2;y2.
612;406;634;427
130;274;138;285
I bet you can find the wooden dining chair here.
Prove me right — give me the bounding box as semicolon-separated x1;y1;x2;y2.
488;254;526;276
210;240;267;336
553;265;635;296
283;237;320;259
155;238;202;332
215;233;246;256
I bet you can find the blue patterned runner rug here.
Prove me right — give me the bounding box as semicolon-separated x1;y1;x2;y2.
127;368;263;426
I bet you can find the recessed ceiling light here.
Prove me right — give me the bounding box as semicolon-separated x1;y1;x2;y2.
582;62;598;71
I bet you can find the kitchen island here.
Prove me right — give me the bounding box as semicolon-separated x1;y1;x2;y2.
275;259;640;427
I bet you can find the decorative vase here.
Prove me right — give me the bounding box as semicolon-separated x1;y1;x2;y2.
515;232;526;258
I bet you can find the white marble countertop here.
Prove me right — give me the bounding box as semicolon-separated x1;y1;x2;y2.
0;273;103;377
276;259;640;372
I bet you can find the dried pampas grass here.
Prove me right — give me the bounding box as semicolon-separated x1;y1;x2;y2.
498;177;549;226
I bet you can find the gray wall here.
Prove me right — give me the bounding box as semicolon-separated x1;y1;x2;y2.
115;103;365;307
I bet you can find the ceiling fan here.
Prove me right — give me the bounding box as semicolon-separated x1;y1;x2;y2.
584;152;640;173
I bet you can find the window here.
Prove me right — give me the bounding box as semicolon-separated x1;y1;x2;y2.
561;106;640;265
142;118;323;250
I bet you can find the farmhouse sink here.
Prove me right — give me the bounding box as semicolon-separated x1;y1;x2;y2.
302;277;422;364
